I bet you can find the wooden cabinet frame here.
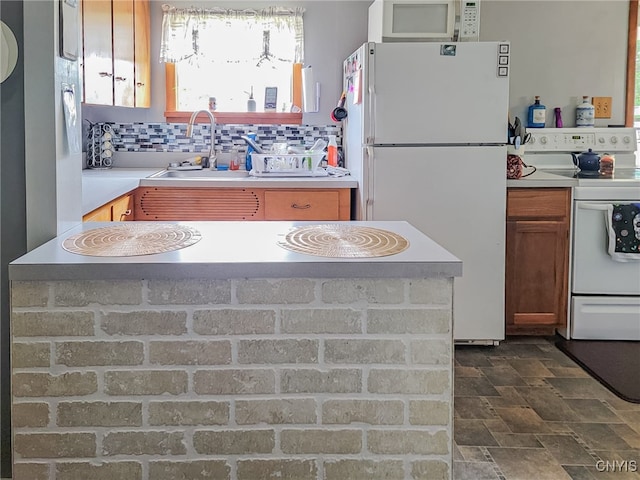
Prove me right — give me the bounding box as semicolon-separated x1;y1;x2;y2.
505;188;571;336
134;187;351;221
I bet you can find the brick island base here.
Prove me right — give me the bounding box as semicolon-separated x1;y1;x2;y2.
11;277;454;480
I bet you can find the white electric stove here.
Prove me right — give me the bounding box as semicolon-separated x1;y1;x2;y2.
525;128;640;340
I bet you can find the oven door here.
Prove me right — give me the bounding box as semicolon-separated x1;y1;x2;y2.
573;200;640;295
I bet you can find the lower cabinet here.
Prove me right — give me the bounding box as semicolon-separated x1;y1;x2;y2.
505;188;571;335
134;187;351;221
83;192;134;222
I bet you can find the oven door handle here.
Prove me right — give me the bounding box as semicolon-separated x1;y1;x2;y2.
578;203;611;211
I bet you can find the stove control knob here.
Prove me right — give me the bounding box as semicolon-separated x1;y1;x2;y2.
623;136;631;143
529;136;536;144
610;136;618;144
598;137;605;143
540;136;547;144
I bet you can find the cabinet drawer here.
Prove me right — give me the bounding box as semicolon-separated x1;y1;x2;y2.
264;190;340;220
507;188;570;219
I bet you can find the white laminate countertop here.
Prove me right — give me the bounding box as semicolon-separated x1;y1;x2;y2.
506;169;577;188
82;168;359;215
82;168;164;214
9;221;462;281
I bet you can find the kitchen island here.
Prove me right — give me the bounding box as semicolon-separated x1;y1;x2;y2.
10;220;460;480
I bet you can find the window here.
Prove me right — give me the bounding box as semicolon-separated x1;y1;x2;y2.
160;5;305;123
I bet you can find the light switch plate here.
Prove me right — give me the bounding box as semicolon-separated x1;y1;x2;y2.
593;96;612;118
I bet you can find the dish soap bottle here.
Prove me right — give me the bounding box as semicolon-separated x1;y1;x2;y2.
245;132;257;171
527;96;546;128
576;96;595;127
246;86;256;112
327;135;338;167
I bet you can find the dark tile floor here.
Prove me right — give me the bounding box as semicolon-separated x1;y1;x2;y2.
454;336;640;480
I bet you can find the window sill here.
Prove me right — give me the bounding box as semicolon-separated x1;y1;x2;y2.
165;111;303;125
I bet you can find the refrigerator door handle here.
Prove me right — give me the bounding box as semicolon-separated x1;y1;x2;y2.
367;45;375;145
365;146;374;220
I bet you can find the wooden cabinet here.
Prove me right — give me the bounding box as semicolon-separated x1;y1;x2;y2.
264;190;350;220
134;187;351;221
505;188;571;335
133;0;151;107
83;192;134;222
135;187;264;221
81;0;150;107
82;0;113;105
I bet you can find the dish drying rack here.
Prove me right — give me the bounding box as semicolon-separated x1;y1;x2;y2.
250;152;327;177
86;121;116;169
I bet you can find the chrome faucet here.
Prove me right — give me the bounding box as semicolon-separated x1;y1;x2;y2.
186;110;217;168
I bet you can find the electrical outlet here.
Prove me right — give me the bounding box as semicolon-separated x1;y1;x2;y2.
593;96;612;118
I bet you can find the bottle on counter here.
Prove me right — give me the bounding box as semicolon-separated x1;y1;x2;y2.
327;135;338;167
246;87;256;112
554;107;563;128
600;153;615;175
576;96;595;127
245;133;257;172
527;96;546;128
229;147;240;170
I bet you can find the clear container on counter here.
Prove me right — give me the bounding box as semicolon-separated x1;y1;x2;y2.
600;153;615;175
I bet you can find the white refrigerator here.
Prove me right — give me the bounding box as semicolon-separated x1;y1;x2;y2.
343;42;510;344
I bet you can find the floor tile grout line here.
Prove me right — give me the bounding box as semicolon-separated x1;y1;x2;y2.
479;446;507;480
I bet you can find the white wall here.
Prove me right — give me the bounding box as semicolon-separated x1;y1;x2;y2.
82;0;631;128
481;0;629;127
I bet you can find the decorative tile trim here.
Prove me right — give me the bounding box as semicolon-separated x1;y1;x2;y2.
105;122;342;153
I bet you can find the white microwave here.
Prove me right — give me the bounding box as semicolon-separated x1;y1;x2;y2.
368;0;480;42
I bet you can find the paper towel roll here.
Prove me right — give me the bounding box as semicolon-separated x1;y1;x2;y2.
302;67;319;113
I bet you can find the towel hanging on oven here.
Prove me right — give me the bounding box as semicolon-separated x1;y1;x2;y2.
605;203;640;262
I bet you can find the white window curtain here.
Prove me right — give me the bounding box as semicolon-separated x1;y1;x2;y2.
159;4;305;65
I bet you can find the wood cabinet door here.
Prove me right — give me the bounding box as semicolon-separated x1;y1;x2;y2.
133;0;151;107
135;188;265;221
83;203;112;222
112;0;135;107
82;0;113;105
505;219;569;334
112;194;134;221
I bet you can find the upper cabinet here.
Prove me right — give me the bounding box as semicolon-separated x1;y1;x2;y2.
81;0;150;108
133;0;150;107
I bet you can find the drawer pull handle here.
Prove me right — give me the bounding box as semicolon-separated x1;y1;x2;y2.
98;72;113;77
291;203;311;209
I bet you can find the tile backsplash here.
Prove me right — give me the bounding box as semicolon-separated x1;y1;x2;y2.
101;122;342;153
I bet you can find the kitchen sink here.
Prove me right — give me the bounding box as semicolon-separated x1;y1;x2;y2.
148;169;250;179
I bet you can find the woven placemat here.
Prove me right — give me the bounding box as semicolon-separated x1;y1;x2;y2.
62;223;201;257
278;224;409;258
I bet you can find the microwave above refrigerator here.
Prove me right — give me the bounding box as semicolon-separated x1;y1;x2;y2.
368;0;480;42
